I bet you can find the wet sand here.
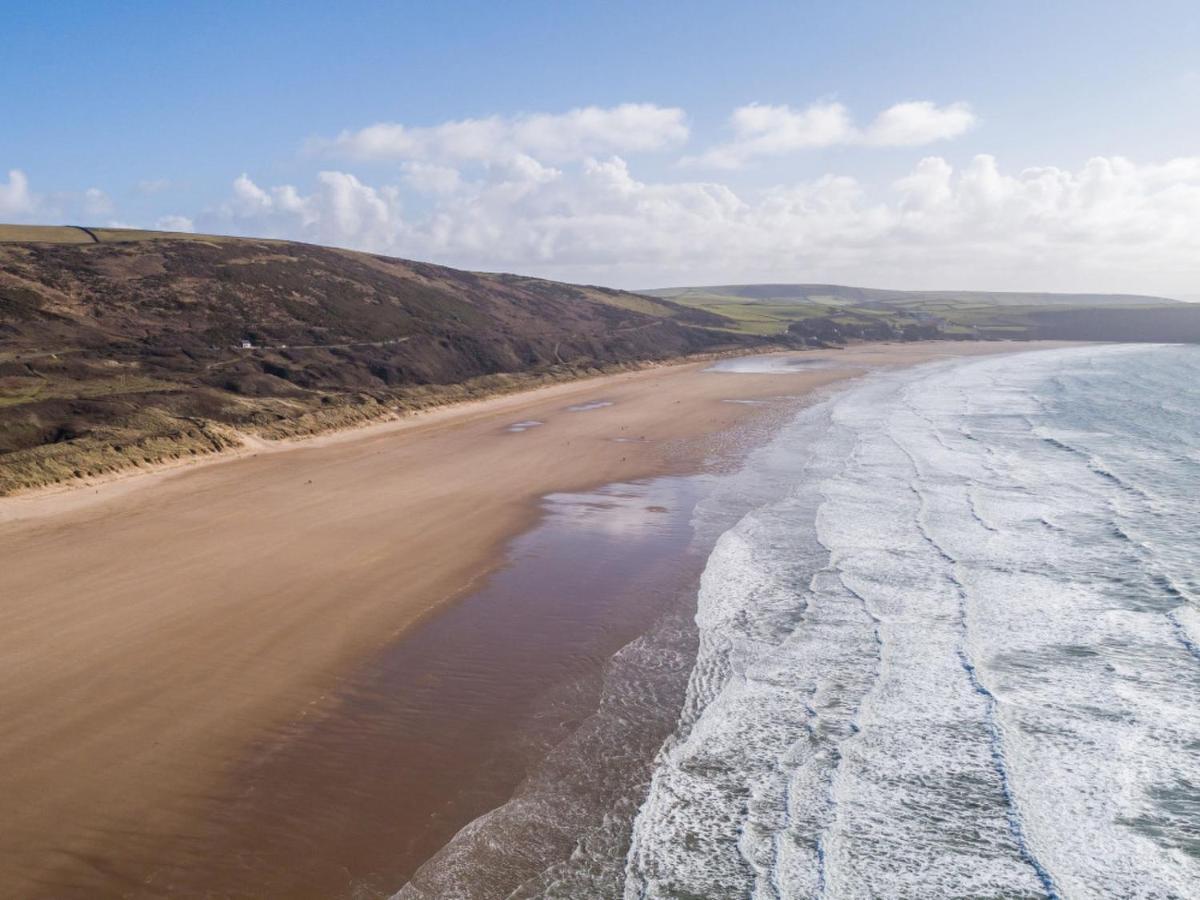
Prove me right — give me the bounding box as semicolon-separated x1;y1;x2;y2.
141;476;715;898
0;342;1068;897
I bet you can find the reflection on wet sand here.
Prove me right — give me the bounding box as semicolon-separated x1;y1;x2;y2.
136;476;713;899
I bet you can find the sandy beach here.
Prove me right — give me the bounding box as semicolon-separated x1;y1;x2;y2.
0;341;1066;897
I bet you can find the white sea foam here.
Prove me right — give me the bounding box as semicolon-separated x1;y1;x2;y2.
625;345;1200;899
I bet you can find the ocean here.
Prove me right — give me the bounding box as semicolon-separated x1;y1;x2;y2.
401;344;1200;899
627;343;1200;899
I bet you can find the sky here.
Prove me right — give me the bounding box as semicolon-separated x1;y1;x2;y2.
2;0;1199;295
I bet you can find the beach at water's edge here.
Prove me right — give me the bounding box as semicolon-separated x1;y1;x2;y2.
0;341;1077;897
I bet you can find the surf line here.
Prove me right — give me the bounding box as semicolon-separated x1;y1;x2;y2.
896;430;1060;899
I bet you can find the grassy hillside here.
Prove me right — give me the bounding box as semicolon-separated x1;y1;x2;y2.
6;225;1194;495
0;223;250;244
647;283;1194;342
651;283;1177;308
0;231;753;494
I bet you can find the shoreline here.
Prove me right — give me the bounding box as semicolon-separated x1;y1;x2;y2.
0;341;1077;897
145;473;722;898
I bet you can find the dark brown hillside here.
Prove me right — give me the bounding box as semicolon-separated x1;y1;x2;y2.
0;236;754;493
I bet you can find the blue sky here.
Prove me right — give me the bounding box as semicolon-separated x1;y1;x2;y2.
3;0;1199;294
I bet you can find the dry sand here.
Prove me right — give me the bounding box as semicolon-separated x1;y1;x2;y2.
0;341;1068;896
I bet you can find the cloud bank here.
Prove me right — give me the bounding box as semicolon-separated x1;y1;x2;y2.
207;152;1199;294
685;100;976;168
317;103;690;164
0;170;118;224
5;99;1198;295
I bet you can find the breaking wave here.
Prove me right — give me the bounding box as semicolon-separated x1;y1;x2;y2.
625;344;1200;899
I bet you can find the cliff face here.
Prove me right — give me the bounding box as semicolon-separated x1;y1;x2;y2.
0;236;751;493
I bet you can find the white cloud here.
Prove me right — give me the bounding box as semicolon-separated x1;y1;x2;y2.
217;171;404;251
688;100;976;168
227;173;273;216
207;153;1200;295
864;100;975;146
0;169;37;217
401;161;463;194
317;103;689;164
155;214;195;232
0;171;130;223
83;187;113;216
684;102;856;168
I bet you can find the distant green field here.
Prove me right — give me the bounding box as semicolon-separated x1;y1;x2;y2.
683;301;792;335
654;294;837;335
648;284;1188;340
648;283;1179;309
652;290;907;337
